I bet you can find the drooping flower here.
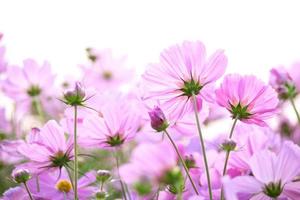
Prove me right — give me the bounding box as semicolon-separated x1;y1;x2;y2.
80;100;140;148
1;59;56;118
142;41;228;120
224;141;300;200
81;48;134;92
18;120;73;173
27;169;97;200
215;74;279;126
270;66;297;100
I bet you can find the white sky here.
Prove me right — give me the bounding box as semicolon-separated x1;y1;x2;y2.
0;0;300;80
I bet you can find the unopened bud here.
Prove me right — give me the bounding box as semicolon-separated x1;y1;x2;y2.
95;190;108;199
12;169;31;183
148;106;168;132
221;139;237;152
270;67;297;100
96;170;111;183
63;82;86;106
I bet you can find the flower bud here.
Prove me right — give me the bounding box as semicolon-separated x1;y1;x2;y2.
184;154;196;169
95;190;108;199
148;106;168;132
63;82;86;106
221;139;237;152
12;169;31;183
96;170;111;183
270;67;297;100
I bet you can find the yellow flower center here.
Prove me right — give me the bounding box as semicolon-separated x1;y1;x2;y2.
55;179;72;193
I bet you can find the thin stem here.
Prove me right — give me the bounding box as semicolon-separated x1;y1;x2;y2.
220;116;239;200
228;117;239;139
191;93;213;200
164;130;199;195
65;165;75;190
114;151;128;200
177;189;183;200
23;182;34;200
290;98;300;124
73;105;78;200
33;98;46;122
35;176;40;192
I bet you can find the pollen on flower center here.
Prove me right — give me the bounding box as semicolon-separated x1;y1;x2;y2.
27;85;41;97
180;79;202;97
103;71;112;80
55;179;72;193
263;181;282;198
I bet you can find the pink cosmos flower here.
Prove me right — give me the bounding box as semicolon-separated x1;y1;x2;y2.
80;100;140;148
228;124;281;176
0;107;11;134
1;59;56;118
1;187;29;200
142;41;228;120
224;141;300;200
289;62;300;91
18;120;73;173
81;48;133;91
119;142;178;197
27;169;97;200
215;74;279;126
270;66;297;100
0;42;7;74
0;140;25;164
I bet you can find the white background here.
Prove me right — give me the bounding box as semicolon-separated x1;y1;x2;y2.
0;0;300;80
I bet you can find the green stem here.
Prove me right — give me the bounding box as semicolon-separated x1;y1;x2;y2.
73;105;78;200
36;176;40;192
191;93;213;200
114;151;128;200
290;98;300;124
220;116;239;200
164;130;199;195
23;182;34;200
65;165;75;191
33;98;46;122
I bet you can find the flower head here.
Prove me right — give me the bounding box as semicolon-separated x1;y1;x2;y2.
27;169;96;200
142;41;227;120
120;142;180;196
82;48;133;91
2;59;56;118
224;141;300;200
270;66;297;99
216;74;279;126
12;168;31;183
18;120;73;173
0;41;7;73
63;82;87;106
81;101;140;148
